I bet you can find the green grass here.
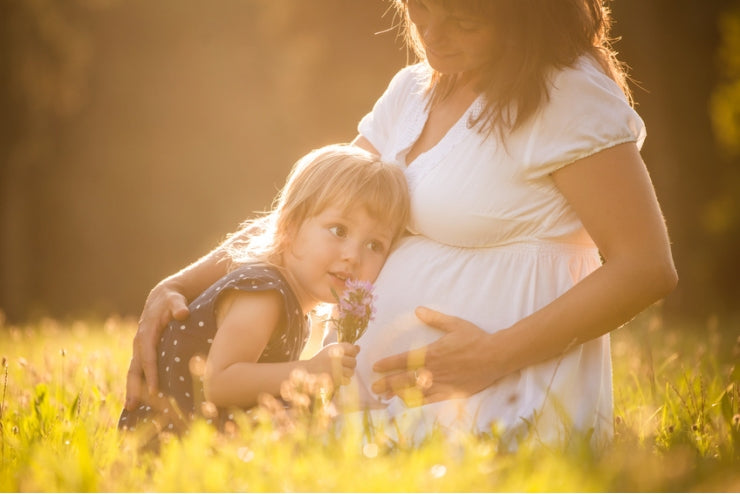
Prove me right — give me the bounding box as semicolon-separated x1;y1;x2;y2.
1;310;739;491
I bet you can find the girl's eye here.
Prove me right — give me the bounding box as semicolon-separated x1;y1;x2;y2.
328;225;347;238
366;240;387;254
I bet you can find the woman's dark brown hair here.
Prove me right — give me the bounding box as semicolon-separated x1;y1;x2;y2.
393;0;632;135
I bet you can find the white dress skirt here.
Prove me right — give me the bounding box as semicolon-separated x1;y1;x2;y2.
348;55;646;447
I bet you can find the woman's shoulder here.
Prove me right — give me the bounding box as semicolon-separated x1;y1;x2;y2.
548;54;628;102
520;55;646;175
535;53;643;129
357;62;433;154
387;62;433;94
401;62;433;79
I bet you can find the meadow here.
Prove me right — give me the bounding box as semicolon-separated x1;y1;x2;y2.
0;309;738;492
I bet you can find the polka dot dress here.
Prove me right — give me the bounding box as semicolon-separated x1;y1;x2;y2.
118;263;310;433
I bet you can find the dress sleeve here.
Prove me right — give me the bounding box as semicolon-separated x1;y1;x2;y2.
199;265;293;321
523;55;646;178
357;64;428;152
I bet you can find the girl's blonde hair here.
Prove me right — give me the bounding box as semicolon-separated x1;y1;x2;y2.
226;144;410;268
392;0;631;135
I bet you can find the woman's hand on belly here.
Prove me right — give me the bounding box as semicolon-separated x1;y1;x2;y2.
370;307;499;405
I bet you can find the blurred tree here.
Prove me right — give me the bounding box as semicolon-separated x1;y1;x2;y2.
1;1;738;322
0;0;98;319
610;0;738;318
712;3;740;157
0;0;404;321
706;2;740;314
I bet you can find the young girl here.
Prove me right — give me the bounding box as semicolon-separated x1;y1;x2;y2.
118;144;409;434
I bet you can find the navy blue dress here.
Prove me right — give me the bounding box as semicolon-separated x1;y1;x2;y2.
118;263;310;432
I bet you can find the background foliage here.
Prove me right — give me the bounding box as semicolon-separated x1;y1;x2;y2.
1;0;740;322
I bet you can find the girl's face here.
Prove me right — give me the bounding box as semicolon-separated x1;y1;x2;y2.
407;0;495;78
281;204;393;312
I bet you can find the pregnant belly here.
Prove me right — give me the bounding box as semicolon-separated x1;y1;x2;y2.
353;234;601;403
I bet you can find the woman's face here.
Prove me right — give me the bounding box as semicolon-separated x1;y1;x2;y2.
406;0;495;77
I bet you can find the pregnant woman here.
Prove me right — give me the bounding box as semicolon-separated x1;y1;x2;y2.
125;0;677;447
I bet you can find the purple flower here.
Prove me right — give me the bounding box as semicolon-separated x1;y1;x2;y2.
332;279;376;344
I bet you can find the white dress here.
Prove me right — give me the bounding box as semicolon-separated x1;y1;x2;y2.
351;55;646;447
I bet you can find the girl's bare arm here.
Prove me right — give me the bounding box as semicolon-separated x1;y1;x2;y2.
205;290;358;408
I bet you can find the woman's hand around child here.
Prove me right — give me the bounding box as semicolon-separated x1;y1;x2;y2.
125;281;190;410
308;342;360;386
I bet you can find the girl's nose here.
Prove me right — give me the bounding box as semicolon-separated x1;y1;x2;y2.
341;241;362;264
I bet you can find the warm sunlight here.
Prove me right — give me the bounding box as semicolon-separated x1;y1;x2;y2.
1;1;738;491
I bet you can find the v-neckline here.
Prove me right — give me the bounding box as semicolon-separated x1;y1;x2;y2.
404;92;483;169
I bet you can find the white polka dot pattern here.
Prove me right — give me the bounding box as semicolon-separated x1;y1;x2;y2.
118;263;310;433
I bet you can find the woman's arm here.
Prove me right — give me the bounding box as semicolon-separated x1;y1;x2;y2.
125;244;233;410
205;290;359;408
371;142;678;403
